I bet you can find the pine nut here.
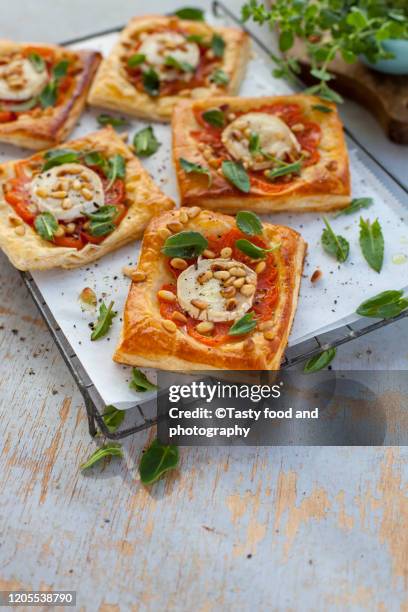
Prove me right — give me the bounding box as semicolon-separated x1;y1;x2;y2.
66;223;76;234
54;225;65;237
220;247;232;258
187;206;201;218
230;267;246;277
27;204;38;214
162;319;177;333
263;330;275;340
172;311;187;324
8;214;23;226
62;198;73;210
196;321;214;335
233;277;245;288
159;227;171;240
245;275;257;284
221;286;236;298
167;221;183;232
226;299;237;311
82;188;93;201
214;270;230;280
202;249;216;259
14;225;25;236
35;187;48;198
170;257;188;270
255;261;266;274
157;290;176;302
73;179;82;190
131;271;147;282
51;190;67;199
191;299;208;310
291;123;304;132
311;269;322;283
179;210;188;224
224;277;236;286
198;271;213;284
241;284;256;296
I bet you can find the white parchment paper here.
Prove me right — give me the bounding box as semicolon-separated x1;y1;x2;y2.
1;27;407;408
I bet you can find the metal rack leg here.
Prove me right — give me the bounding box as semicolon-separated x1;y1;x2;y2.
85;399;98;437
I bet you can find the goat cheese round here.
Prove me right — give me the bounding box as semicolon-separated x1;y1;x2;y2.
138;32;199;81
0;57;48;101
177;258;257;323
30;163;104;222
222;112;301;170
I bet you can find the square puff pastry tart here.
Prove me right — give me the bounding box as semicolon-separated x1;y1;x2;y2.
0;127;174;270
87;15;250;122
0;40;101;149
173;94;351;213
114;208;306;371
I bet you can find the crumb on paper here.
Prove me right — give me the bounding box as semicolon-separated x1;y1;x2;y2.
79;287;97;310
311;269;322;283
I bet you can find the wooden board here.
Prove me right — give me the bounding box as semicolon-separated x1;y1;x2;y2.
288;41;408;144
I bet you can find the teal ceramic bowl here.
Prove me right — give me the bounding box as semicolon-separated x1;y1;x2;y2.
362;39;408;75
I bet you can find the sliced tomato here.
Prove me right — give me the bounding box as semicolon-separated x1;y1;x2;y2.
186;318;232;346
53;235;84;250
0;111;14;123
103;179;125;205
4;177;35;224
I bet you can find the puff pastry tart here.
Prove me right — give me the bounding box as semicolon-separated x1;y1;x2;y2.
87;15;250;122
114;208;306;371
0;127;174;270
0;40;101;149
173;94;351;213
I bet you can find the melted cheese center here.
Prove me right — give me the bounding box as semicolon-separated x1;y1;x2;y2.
138;32;199;81
31;163;104;222
222;112;301;170
0;57;48;101
177;258;257;323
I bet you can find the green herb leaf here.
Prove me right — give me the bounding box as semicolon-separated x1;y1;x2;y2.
127;53;146;68
142;68;160;96
311;104;333;113
162;230;208;258
356;290;408;319
52;60;69;79
236;211;263;236
335;197;373;217
91;301;117;341
179;158;212;185
133;126;161;157
248;132;261;155
209;68;229;85
80;443;123;471
321;216;349;263
228;312;257;336
279;30;294;52
265;160;302;181
28;52;45;73
303;348;336;373
185;34;205;43
84;206;119;237
83;150;110;175
42;148;80;171
34;212;58;242
129;368;158;392
222;160;250;193
202;108;225;127
359;217;384;273
173;6;204;21
39;81;57;108
164;55;194;72
211;33;225;57
106;154;126;189
97;114;129;128
235;238;280;260
139;439;179;485
84;205;118;222
102;405;125;433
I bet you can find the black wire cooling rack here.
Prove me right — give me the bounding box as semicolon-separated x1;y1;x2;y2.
20;1;408;439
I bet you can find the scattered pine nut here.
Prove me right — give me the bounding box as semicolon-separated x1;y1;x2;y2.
158;290;176;302
162;319;177;333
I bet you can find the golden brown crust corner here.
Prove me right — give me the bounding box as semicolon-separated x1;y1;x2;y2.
172;94;351;212
113;208;306;371
0;41;101;150
0;127;174;270
87;15;250;122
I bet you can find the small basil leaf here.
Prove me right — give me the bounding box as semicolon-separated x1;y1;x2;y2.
185;34;205;44
202;108;225;127
303;348;336;373
142;68;160;96
236;211;263;236
222;160;250;193
359;217;384;273
84;205;118;223
235;238;279;260
128;53;146;68
28;52;45;73
279;30;294;52
106;154;126;189
102;405;125;433
42;148;80;171
80;443;123;471
83;151;110;175
228;312;257;336
312;104;333;113
321;216;349;263
133;126;161;157
139;439;179;485
265;160;302;180
335;197;373;217
34;212;58;242
129;368;158;392
173;7;204;21
39;81;57;109
52;60;69;80
356;290;408;319
164;55;194;72
162;230;208;258
89;221;116;237
91;301;117;341
179;158;212;185
97;114;129;128
209;68;229;85
249;132;261;155
211;33;225;57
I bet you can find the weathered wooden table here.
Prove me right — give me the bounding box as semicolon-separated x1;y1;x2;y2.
1;1;408;609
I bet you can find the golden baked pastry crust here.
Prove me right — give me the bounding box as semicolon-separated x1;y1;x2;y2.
172;94;351;212
0;40;101;149
88;15;250;122
0;127;174;270
113;208;306;371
